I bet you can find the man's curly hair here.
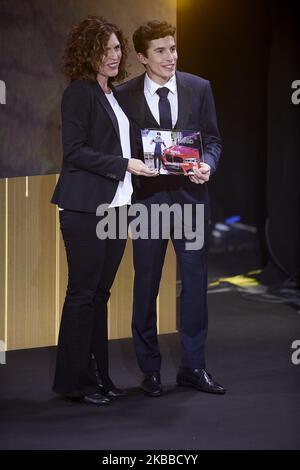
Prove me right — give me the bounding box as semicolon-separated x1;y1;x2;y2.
62;16;128;82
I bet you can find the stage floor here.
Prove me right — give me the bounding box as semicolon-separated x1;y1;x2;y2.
1;286;299;450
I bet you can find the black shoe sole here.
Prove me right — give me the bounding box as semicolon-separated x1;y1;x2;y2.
64;396;111;405
106;391;128;399
140;387;163;397
81;398;111;405
176;380;226;394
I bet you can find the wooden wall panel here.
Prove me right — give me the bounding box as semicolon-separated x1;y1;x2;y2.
158;243;177;334
3;176;177;350
6;176;57;350
109;240;177;339
109;240;134;340
0;179;6;348
58;209;68;342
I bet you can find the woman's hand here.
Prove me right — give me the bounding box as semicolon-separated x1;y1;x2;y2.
127;159;158;176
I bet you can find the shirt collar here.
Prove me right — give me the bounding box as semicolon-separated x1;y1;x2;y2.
145;73;177;96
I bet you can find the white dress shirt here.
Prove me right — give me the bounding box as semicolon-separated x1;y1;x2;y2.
144;73;178;128
105;91;133;208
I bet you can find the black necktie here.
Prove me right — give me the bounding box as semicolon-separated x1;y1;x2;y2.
156;87;172;129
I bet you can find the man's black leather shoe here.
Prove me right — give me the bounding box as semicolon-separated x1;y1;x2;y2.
68;393;111;405
176;368;226;394
95;369;128;398
98;381;128;398
140;372;163;397
81;393;111;405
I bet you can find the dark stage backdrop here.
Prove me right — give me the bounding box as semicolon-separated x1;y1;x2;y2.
177;0;300;277
0;0;175;178
265;1;300;278
177;0;300;224
0;0;80;178
178;0;271;226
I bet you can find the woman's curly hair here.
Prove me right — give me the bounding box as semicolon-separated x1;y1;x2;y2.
62;16;128;82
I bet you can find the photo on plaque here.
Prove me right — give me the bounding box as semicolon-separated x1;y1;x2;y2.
141;129;203;175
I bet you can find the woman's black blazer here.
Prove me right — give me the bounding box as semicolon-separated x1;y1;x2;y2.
51;79;132;213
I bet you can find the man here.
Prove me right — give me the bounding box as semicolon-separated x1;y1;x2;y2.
150;131;166;171
117;21;225;396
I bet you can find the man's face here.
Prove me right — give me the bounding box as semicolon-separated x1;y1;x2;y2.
138;35;177;85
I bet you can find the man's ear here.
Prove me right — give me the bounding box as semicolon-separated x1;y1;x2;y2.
137;52;147;65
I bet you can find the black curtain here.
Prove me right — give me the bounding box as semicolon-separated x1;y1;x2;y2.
177;0;300;279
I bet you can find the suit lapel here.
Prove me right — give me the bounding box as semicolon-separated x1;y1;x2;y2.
128;88;148;126
143;96;160;128
175;72;192;130
119;74;160;128
93;82;121;141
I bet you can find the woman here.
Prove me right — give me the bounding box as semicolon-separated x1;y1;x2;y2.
52;16;156;405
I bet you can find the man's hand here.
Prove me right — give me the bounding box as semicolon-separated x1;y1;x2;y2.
189;163;211;184
127;158;158;176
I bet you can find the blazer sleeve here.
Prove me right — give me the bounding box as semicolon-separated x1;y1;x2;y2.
199;81;222;175
61;82;128;181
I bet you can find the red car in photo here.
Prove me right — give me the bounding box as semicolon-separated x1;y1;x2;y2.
161;134;201;175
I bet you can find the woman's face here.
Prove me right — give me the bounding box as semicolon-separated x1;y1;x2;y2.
97;32;122;80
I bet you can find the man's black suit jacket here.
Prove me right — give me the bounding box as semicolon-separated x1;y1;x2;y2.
51;79;131;213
